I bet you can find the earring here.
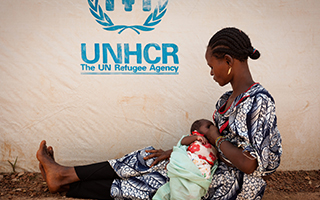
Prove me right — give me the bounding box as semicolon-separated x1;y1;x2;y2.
227;67;232;75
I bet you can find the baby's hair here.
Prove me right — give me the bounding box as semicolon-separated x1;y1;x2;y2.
208;27;260;62
190;119;211;133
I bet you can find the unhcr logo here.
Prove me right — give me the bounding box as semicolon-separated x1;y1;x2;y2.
80;43;179;75
88;0;168;34
82;0;179;75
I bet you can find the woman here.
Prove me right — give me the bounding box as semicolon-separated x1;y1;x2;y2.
201;27;282;199
36;27;282;200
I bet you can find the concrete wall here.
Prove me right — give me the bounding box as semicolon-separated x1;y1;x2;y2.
1;0;319;172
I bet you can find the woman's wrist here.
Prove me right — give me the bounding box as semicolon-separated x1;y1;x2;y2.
215;136;229;151
215;136;224;146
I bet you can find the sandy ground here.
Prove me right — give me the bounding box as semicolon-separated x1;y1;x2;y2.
1;170;320;199
1;193;320;200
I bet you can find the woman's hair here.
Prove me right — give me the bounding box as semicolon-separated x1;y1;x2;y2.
208;27;260;62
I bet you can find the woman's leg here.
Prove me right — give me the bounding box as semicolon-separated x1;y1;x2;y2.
36;140;80;193
67;179;114;199
66;161;119;199
37;140;120;199
74;161;120;181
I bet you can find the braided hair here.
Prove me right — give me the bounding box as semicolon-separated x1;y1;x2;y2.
208;27;260;62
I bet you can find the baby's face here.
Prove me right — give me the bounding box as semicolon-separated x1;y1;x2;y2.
198;120;213;136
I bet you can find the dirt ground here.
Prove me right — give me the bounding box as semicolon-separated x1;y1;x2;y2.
1;170;320;200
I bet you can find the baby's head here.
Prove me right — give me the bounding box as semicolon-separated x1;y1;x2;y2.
190;119;214;135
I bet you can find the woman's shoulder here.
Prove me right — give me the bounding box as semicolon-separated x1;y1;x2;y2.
247;83;275;103
215;83;276;112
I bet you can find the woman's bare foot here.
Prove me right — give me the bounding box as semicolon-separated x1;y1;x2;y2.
48;146;54;160
36;140;79;193
39;163;46;181
39;146;55;181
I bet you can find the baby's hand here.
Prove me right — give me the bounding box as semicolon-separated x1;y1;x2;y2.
196;136;208;145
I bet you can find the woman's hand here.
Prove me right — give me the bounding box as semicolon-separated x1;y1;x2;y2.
144;149;173;167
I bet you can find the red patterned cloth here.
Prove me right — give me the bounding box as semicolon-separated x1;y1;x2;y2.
187;131;217;165
186;131;217;179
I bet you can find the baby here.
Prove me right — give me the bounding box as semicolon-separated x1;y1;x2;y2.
181;119;218;179
153;119;218;199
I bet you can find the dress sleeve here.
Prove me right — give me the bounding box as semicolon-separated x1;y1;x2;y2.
244;93;282;176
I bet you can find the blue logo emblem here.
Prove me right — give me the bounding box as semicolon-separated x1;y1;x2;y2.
88;0;168;34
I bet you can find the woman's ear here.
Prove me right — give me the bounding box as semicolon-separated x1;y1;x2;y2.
224;54;234;66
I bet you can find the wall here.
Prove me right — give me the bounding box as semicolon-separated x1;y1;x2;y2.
0;0;319;172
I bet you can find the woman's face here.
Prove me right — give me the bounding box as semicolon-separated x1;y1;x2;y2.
205;48;230;86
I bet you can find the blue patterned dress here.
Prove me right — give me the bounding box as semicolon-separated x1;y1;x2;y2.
109;146;169;200
203;83;282;200
108;83;282;200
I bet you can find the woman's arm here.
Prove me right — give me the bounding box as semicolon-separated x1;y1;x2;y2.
207;125;258;174
219;140;257;174
143;135;207;168
143;149;173;167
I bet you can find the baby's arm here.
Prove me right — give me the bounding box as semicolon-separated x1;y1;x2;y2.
181;135;208;146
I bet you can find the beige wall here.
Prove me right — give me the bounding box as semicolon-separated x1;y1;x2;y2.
0;0;319;172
